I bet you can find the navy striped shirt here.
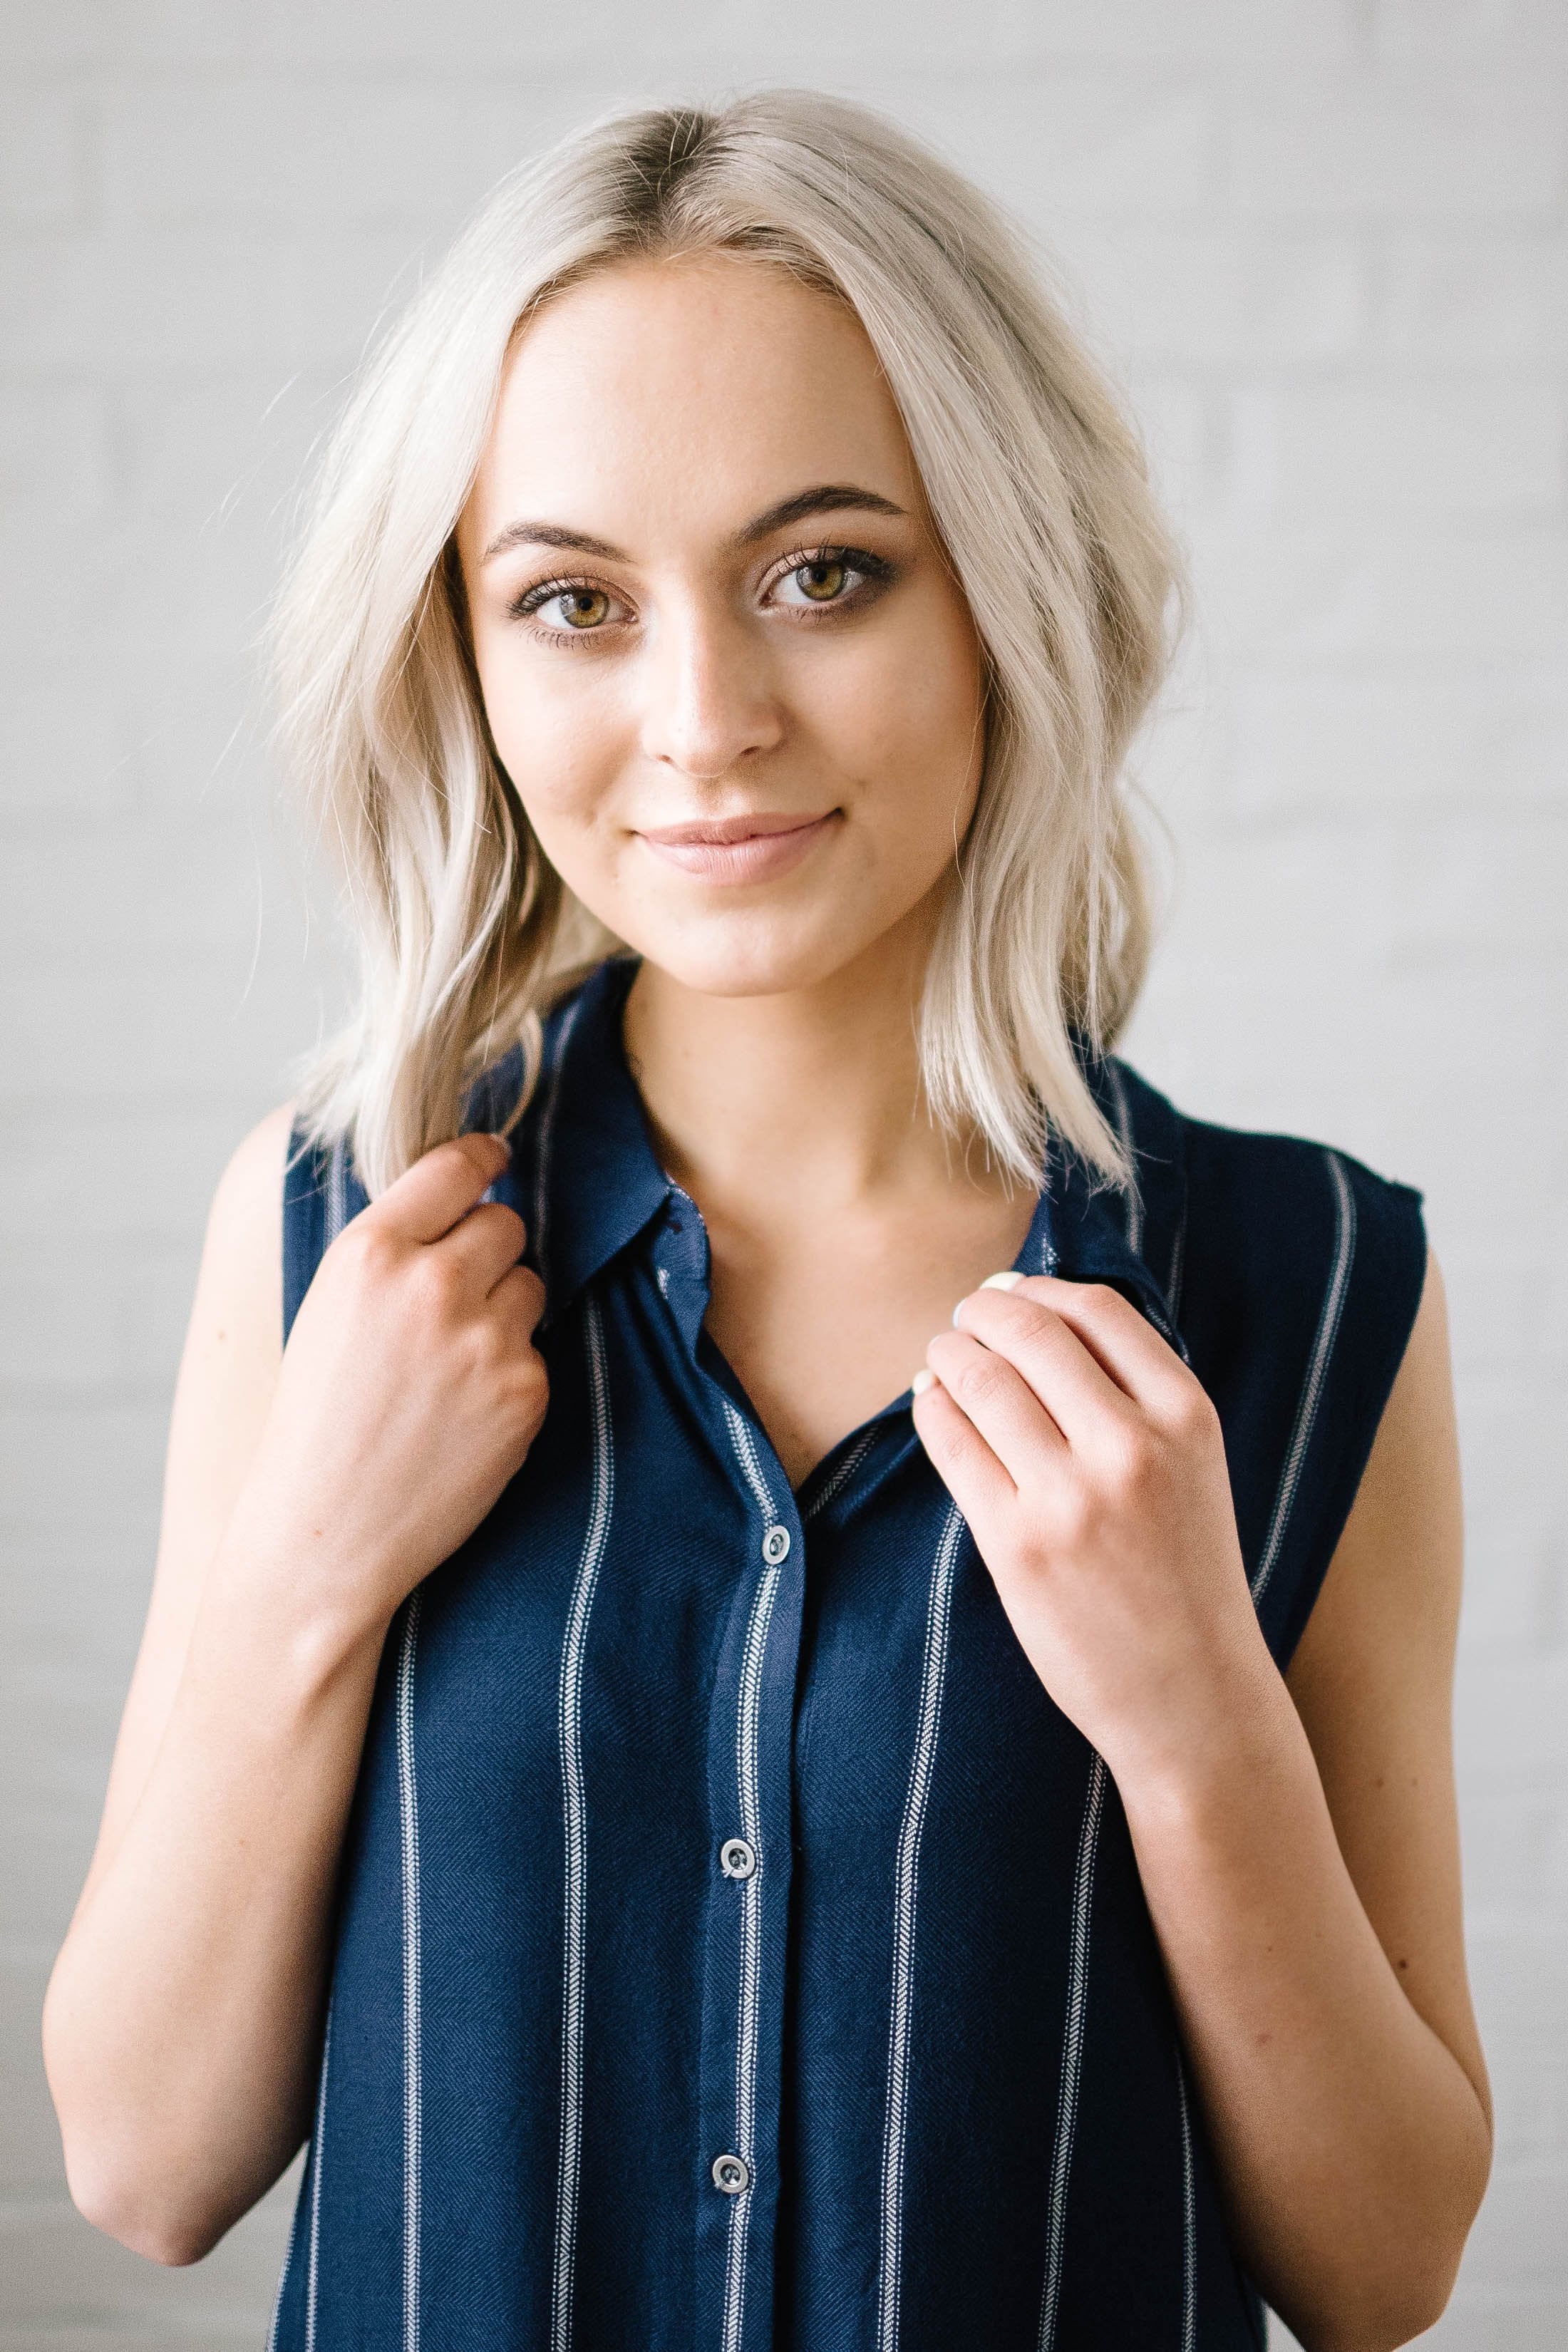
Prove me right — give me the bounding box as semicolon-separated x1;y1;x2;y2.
272;953;1425;2351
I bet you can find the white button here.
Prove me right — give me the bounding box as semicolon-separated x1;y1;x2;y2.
761;1523;790;1566
712;2152;751;2195
720;1837;757;1880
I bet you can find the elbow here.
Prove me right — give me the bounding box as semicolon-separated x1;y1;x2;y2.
61;2142;226;2268
1293;2216;1480;2352
44;1990;234;2267
1283;2157;1489;2352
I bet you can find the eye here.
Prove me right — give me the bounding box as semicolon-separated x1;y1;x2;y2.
510;577;628;636
783;558;850;604
550;587;612;630
766;545;894;614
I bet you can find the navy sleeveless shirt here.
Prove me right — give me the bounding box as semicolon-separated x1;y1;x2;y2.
269;954;1425;2352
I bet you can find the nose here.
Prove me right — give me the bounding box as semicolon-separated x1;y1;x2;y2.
637;602;785;780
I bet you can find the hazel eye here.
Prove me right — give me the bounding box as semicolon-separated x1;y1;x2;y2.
765;545;894;615
777;558;850;606
545;587;612;631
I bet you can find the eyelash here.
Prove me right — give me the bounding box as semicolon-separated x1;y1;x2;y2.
506;543;898;639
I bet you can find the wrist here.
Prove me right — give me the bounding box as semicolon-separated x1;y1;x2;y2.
196;1522;396;1706
1101;1630;1308;1828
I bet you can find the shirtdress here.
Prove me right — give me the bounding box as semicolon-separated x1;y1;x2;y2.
269;951;1427;2352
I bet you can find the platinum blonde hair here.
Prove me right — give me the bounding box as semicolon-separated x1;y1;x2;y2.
276;90;1180;1195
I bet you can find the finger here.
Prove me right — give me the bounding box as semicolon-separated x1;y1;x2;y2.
490;1262;547;1334
924;1328;1068;1489
962;1274;1189;1415
440;1200;527;1292
951;1285;1138;1445
368;1135;512;1246
910;1371;1016;1542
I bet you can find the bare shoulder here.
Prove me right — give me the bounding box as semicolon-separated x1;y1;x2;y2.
75;1105;296;1904
167;1099;298;1605
200;1100;296;1344
170;1101;296;1471
1289;1254;1461;1698
1286;1254;1490;2113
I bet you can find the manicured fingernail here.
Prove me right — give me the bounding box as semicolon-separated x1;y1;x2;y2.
981;1270;1023;1291
910;1368;937;1396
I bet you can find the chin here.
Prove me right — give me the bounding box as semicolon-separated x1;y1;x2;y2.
626;907;881;1000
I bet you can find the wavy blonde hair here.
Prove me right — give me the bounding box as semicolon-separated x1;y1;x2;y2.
275;90;1180;1195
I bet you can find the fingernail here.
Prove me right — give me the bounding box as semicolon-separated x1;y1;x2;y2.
910;1368;937;1396
981;1270;1023;1291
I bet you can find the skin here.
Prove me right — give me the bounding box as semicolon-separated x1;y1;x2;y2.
44;254;1488;2348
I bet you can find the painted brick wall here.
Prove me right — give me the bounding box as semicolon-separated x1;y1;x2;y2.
1;6;1563;2346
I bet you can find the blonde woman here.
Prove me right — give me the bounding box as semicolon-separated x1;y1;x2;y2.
45;94;1489;2352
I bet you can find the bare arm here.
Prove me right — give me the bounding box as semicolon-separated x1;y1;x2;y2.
1121;1262;1489;2348
43;1121;546;2266
913;1255;1489;2352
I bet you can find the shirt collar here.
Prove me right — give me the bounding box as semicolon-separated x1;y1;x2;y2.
527;954;1178;1348
530;955;673;1333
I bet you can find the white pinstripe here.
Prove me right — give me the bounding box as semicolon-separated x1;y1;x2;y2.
1037;1753;1108;2352
1165;1205;1189;1326
395;1594;423;2352
552;1296;614;2352
719;1396;774;1521
326;1135;349;1248
803;1427;877;1523
1175;2046;1197;2352
876;1502;965;2352
1250;1151;1357;1606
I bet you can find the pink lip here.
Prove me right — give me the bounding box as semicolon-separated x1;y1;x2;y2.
636;810;838;883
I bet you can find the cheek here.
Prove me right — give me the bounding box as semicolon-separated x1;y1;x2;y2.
827;597;984;842
475;643;624;825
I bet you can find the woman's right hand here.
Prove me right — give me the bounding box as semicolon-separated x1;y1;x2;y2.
222;1131;547;1645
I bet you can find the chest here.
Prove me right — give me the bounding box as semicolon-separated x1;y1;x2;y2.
697;1184;1042;1488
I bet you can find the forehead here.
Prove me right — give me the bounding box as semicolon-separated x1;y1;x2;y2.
466;252;922;544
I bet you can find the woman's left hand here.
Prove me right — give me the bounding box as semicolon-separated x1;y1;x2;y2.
911;1273;1274;1780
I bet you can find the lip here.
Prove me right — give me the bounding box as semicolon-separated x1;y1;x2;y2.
636;810;839;884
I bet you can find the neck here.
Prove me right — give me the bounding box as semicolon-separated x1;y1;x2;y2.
622;905;996;1222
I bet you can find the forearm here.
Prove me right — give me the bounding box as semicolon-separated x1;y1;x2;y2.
44;1552;389;2265
1116;1666;1490;2352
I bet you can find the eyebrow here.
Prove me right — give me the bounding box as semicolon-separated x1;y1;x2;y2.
479;483;908;567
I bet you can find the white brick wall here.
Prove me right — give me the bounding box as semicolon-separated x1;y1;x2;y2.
1;6;1563;2345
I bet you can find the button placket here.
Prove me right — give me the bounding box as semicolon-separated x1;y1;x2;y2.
698;1393;805;2341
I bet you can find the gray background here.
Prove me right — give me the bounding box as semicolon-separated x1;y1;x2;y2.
2;3;1565;2346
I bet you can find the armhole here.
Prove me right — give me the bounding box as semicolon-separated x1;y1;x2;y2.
283;1131;367;1343
1269;1157;1428;1666
1177;1118;1429;1671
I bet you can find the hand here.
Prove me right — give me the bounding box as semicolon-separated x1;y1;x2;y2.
911;1274;1274;1781
221;1134;547;1648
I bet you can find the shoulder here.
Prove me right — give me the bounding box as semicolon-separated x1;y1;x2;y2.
203;1103;296;1342
1105;1056;1425;1348
1108;1059;1430;1663
172;1105;294;1498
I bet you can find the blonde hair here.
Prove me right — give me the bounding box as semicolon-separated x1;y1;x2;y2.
275;91;1180;1195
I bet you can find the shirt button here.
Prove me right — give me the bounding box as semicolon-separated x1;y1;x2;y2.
719;1837;757;1880
760;1523;790;1566
712;2152;751;2196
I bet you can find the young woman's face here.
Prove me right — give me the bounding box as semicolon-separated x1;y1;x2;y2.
458;253;985;999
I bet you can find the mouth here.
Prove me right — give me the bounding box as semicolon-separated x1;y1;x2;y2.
635;809;840;884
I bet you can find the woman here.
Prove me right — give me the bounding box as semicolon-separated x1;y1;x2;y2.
44;93;1490;2352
